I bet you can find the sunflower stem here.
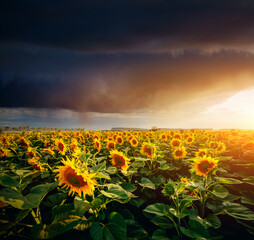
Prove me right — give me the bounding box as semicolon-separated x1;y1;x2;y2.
31;209;40;224
201;175;207;218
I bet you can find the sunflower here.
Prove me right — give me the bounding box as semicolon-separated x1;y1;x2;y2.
106;140;115;149
72;147;81;157
130;137;138;147
242;141;254;151
0;147;8;158
28;157;45;171
186;136;195;144
1;137;9;147
109;149;130;170
195;149;208;157
41;148;54;156
18;138;30;148
94;140;101;152
140;142;156;158
170;139;181;148
174;133;181;139
180;177;189;183
209;141;218;149
25;147;37;158
216;142;226;152
172;146;187;160
55;140;66;155
194;156;218;176
160;133;167;141
44;140;51;148
54;158;96;197
116;136;124;145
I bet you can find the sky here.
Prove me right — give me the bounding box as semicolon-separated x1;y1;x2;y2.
1;0;254;130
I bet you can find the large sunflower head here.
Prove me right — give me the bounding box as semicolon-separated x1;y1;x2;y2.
172;146;187;160
140;142;156;158
194;156;218;177
54;158;97;197
109;149;130;171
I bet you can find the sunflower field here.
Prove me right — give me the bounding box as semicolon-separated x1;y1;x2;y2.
0;129;254;239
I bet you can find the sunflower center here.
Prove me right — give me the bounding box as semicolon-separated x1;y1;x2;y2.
175;150;183;156
132;140;137;144
198;160;214;173
58;143;64;151
144;146;152;156
109;143;114;148
114;156;125;166
67;171;87;187
173;141;180;146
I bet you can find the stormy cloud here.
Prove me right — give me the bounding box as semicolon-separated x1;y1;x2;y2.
1;46;254;113
1;0;254;53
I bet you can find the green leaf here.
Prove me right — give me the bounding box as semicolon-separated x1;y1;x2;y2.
130;198;146;208
43;192;68;207
74;196;91;216
101;184;129;200
211;184;229;198
32;218;80;239
26;181;59;208
0;188;32;209
139;177;156;190
96;172;111;180
151;216;174;229
90;222;103;240
90;213;127;240
120;183;137;192
91;161;106;173
181;219;210;239
106;212;127;240
241;196;254;206
223;202;254;221
106;166;117;174
0;173;19;187
124;219;149;239
205;214;221;229
143;203;170;217
52;204;75;223
243;176;254;186
215;177;242;185
152;229;169;240
158;162;171;170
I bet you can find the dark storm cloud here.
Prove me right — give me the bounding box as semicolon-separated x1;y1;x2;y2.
1;0;254;52
1;46;254;113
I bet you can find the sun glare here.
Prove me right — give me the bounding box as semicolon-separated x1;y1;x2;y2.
204;88;254;129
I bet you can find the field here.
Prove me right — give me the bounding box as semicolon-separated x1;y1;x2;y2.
0;129;254;240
